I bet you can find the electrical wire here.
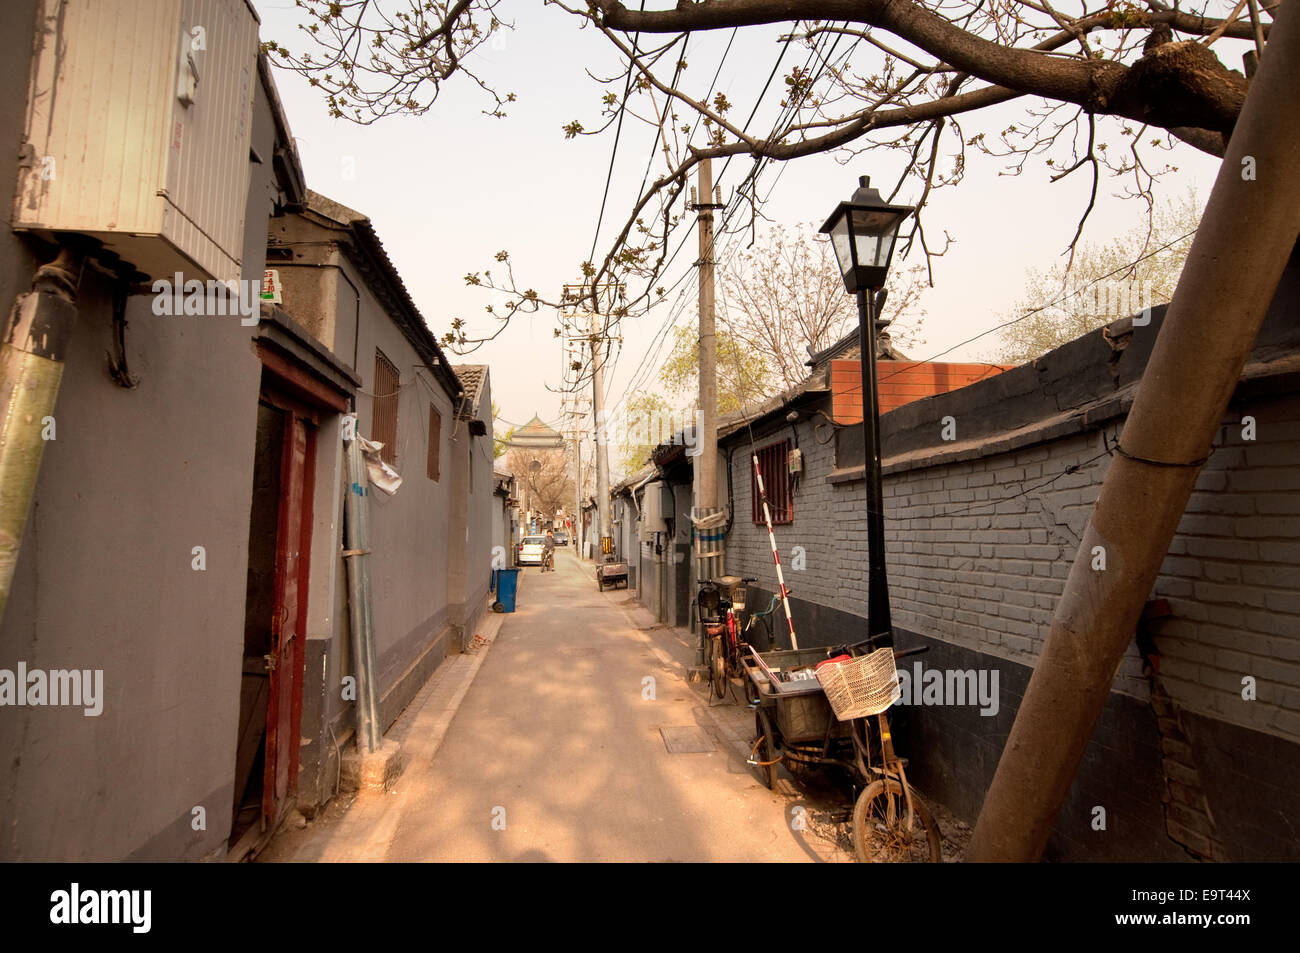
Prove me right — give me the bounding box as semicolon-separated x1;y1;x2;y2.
875;227;1198;385
587;2;647;267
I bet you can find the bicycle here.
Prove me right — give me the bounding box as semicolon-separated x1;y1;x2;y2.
541;548;555;572
743;634;942;862
828;637;942;863
699;576;756;700
740;591;783;703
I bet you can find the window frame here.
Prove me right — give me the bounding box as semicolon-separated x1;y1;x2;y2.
372;349;400;466
427;403;441;481
750;439;794;525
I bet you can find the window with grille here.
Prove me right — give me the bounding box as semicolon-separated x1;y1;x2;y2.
427;404;441;481
372;349;399;465
751;440;794;524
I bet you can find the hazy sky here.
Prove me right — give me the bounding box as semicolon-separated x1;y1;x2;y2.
253;2;1233;435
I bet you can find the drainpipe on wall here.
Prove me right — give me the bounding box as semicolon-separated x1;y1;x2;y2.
0;245;84;624
342;424;382;753
655;531;665;623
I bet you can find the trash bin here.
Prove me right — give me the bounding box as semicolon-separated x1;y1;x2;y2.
493;568;520;613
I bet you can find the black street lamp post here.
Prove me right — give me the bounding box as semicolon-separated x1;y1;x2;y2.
820;176;915;640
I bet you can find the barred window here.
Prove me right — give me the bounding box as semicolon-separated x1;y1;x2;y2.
372;349;399;465
751;440;793;524
427;404;441;481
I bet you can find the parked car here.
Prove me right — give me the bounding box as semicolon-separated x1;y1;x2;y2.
553;531;569;546
518;535;547;566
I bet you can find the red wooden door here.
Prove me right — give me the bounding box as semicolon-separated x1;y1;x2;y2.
263;414;310;827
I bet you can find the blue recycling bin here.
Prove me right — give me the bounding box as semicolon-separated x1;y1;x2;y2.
494;568;520;613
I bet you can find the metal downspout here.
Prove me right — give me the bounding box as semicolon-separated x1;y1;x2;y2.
0;245;84;623
342;425;382;753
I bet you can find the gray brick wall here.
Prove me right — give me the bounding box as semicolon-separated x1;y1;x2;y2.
724;392;1300;747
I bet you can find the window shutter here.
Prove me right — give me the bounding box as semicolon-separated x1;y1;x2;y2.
372;349;400;465
427;405;441;481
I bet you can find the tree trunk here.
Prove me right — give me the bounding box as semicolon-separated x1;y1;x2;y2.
968;1;1300;861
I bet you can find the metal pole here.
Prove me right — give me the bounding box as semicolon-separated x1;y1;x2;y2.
857;289;892;639
343;428;382;753
969;0;1300;860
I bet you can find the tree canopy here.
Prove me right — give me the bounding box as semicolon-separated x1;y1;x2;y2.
268;0;1268;350
990;188;1202;363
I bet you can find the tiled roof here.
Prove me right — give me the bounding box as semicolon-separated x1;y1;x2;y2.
453;364;488;414
505;414;565;448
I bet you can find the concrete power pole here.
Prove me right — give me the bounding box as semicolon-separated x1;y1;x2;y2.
969;2;1300;860
694;157;725;592
592;304;612;551
562;283;619;558
573;432;583;556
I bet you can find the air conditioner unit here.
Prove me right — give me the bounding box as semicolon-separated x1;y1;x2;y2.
14;0;260;284
638;481;672;541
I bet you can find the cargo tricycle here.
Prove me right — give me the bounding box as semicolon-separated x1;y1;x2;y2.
742;638;942;863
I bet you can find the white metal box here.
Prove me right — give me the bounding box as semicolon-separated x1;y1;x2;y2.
639;482;673;541
14;0;260;283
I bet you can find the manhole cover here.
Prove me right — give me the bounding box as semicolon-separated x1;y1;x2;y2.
660;726;716;753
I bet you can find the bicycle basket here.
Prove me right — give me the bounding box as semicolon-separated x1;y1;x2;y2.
815;648;901;721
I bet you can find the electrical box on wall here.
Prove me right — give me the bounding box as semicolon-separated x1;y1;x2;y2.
13;0;260;284
788;448;804;475
638;482;673;541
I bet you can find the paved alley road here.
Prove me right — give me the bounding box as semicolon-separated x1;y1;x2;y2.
263;550;852;862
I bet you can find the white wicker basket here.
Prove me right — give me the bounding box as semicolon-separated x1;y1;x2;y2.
815;648;901;721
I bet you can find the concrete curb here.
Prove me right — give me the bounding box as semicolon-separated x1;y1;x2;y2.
314;603;507;861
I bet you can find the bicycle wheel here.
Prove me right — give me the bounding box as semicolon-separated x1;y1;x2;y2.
710;635;727;699
851;779;942;863
752;709;780;790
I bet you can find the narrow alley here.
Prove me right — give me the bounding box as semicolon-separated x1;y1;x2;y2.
261;550;856;863
3;1;1297;925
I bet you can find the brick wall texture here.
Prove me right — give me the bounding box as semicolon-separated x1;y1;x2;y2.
831;359;1017;418
727;391;1300;748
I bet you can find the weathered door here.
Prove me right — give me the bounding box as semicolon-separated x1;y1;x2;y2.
263;413;313;827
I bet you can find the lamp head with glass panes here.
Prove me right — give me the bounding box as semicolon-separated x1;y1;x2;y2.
818;177;915;294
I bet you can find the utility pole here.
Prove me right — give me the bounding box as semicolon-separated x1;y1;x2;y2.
693;158;725;656
969;1;1300;860
562;283;622;559
573;432;583;555
592;305;611;551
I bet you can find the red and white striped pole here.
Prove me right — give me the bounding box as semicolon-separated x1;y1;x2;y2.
752;454;798;650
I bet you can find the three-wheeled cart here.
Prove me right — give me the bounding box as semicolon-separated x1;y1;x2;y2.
596;559;628;591
742;643;944;862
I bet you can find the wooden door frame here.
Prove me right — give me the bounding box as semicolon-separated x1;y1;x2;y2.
253;346;339;829
260;401;317;829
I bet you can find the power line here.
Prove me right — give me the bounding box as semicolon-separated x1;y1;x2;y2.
603;25;849;418
610;28;846;411
587;2;647;267
876;227;1199;384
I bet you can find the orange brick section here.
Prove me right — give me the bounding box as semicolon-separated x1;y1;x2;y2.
831;359;1016;421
